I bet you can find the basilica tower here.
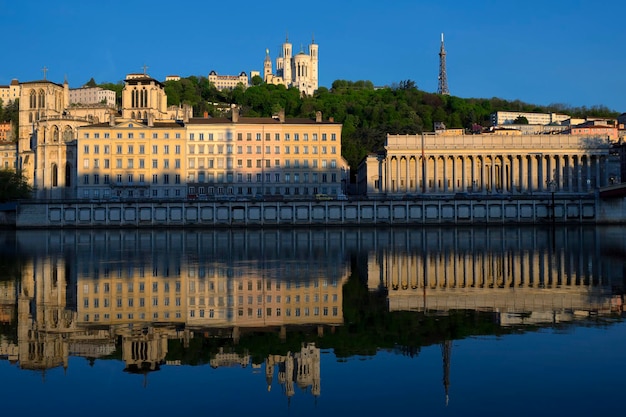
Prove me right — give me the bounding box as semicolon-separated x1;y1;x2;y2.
309;36;319;91
263;48;273;80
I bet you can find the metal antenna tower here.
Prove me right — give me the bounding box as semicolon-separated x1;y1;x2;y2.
438;33;450;95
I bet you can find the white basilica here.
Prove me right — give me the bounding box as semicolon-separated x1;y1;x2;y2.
263;35;319;96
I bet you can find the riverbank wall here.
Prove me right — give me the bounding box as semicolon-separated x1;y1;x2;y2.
10;196;610;228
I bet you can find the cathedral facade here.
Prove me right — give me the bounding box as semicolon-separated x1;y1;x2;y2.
17;79;114;199
264;36;318;96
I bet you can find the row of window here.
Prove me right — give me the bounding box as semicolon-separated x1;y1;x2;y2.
81;279;337;294
83;132;338;142
84;132;182;139
82;158;339;171
83;171;339;185
83;144;182;154
81;305;339;323
191;172;337;183
82;144;338;156
82;188;183;198
81;186;338;199
83;158;182;169
82;293;338;309
189;132;338;142
189;144;338;155
190;158;339;169
83;173;181;185
83;311;182;322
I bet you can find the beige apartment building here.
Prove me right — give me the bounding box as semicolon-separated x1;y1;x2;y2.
77;119;187;200
186;109;347;200
76;74;346;201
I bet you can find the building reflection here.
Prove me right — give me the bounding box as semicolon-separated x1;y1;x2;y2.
1;229;349;398
366;227;624;324
0;227;624;400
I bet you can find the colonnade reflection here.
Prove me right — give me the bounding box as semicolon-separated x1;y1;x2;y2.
366;227;624;323
0;227;624;398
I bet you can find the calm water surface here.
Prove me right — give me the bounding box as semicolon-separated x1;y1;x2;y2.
0;226;624;417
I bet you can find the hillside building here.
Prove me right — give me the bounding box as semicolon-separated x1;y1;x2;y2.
69;86;116;106
208;71;249;90
0;79;20;106
490;111;570;126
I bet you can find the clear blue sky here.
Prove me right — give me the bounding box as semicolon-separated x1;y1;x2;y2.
2;0;625;112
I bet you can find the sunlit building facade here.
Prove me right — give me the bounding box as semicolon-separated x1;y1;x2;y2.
358;132;617;197
186;109;348;199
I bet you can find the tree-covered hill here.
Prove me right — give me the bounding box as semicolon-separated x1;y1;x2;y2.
99;77;620;173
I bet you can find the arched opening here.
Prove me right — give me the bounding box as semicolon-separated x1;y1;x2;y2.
65;163;72;187
51;163;58;186
63;126;73;141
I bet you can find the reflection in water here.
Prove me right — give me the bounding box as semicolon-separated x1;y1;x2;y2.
367;227;624;324
0;227;624;402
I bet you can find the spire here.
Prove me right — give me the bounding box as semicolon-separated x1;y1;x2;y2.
312;32;315;44
438;33;450;95
442;340;451;406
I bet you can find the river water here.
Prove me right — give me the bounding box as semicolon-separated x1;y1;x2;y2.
0;226;624;416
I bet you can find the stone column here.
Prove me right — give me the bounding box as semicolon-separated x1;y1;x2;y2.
567;155;573;192
470;155;478;192
459;156;467;192
405;157;410;192
521;155;526;193
576;155;582;193
395;157;400;192
421;155;427;193
509;155;515;193
500;155;506;193
433;156;438;193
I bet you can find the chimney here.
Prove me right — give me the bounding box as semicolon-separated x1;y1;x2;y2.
109;113;116;126
203;111;208;118
315;111;322;123
278;108;285;123
147;112;154;127
232;106;239;123
329;116;334;122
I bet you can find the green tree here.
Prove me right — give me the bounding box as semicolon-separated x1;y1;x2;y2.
513;116;529;124
0;169;32;202
85;77;97;87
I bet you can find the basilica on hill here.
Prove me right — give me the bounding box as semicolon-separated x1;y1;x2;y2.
263;35;319;96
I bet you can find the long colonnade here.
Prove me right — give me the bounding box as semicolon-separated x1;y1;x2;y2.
369;134;613;196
